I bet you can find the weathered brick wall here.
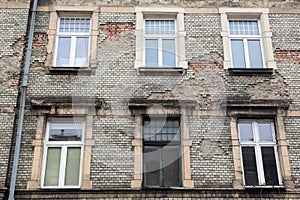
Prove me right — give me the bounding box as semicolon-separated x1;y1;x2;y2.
0;7;28;192
190;116;234;188
11;1;300;198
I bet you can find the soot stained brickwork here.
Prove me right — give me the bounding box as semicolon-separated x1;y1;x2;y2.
0;7;29;194
3;0;300;199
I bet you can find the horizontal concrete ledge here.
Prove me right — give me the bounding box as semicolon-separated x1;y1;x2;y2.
270;8;300;14
32;6;300;14
14;188;300;199
0;2;30;9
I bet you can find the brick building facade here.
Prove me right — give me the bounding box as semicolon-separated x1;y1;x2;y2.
0;0;300;199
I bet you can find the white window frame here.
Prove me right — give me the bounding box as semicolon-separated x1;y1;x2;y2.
53;16;91;67
219;8;276;69
228;19;266;68
41;119;85;188
238;120;282;187
134;7;187;69
143;17;178;67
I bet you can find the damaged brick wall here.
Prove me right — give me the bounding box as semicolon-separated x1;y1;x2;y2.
10;0;300;198
0;7;29;193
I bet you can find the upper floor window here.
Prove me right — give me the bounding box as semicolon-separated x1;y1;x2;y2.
134;7;187;70
219;8;276;70
41;120;85;188
143;117;181;187
229;20;264;68
238;120;282;186
54;17;91;67
144;19;176;67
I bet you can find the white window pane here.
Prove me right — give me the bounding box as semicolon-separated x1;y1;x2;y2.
44;148;61;186
258;123;273;141
56;37;71;66
145;20;175;35
59;18;90;33
65;147;81;186
229;20;259;35
75;37;89;67
145;39;158;67
248;40;263;68
238;122;254;141
162;39;176;67
231;39;246;68
49;122;83;141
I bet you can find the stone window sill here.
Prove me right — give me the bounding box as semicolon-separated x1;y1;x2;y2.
227;68;274;76
49;66;93;75
138;67;184;75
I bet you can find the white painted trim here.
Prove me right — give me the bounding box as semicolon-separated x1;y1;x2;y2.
134;7;187;69
41;120;85;189
219;8;276;69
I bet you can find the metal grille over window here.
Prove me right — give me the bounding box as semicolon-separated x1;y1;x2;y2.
238;121;282;186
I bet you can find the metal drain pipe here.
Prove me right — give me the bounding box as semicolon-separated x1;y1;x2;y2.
8;0;38;199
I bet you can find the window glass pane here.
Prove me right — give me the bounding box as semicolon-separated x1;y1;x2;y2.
242;147;258;185
229;20;259;35
162;39;176;67
56;37;71;66
65;147;81;186
145;39;158;67
144;118;180;142
145;20;175;35
44;148;61;186
75;37;89;67
248;40;263;68
238;122;253;141
59;18;91;33
258;122;273;141
163;146;180;187
261;147;279;185
231;39;246;68
143;146;160;186
49;122;83;141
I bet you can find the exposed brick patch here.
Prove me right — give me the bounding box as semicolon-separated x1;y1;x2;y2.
101;23;133;43
31;33;48;71
275;50;300;64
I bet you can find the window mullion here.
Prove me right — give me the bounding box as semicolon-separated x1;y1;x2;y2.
243;38;250;68
69;36;76;66
158;38;163;67
59;146;67;187
256;145;265;185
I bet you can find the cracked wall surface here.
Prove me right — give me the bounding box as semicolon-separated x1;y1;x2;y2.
0;7;29;194
3;0;300;199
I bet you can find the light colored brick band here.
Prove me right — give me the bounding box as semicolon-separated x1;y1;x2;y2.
0;2;30;9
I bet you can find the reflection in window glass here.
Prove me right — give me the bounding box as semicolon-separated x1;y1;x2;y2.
231;39;246;68
56;37;71;66
248;40;263;68
145;39;158;67
44;148;61;186
238;123;253;141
